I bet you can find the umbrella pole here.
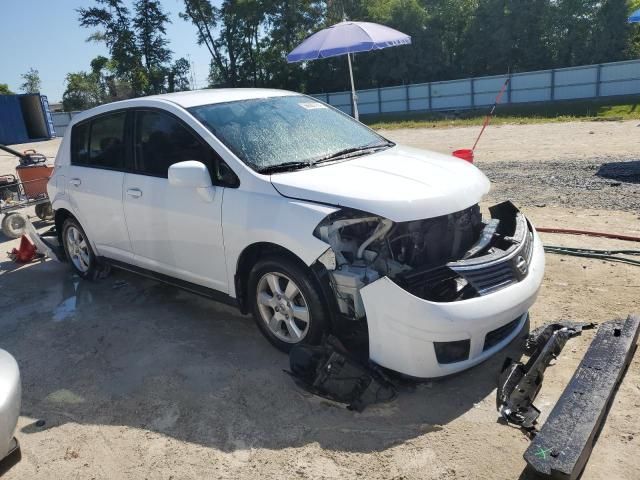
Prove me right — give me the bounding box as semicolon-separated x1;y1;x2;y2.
347;53;359;120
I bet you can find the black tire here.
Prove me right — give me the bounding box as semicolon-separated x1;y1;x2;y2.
1;213;27;239
61;217;98;279
248;255;330;352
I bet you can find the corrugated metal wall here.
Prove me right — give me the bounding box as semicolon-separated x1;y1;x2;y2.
312;59;640;116
48;59;640;135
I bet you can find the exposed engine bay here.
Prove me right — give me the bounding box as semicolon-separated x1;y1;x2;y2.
314;201;534;320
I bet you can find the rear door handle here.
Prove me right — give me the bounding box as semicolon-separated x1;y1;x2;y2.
69;178;81;187
126;188;142;199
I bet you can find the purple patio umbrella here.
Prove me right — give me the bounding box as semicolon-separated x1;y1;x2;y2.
287;21;412;120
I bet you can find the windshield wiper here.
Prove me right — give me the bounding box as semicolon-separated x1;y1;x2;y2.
258;161;312;174
312;141;395;164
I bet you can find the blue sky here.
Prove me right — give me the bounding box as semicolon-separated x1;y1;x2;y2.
0;0;215;102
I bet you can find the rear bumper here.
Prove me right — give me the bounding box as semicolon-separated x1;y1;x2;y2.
360;228;545;378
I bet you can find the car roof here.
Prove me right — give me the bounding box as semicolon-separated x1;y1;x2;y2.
68;88;305;127
146;88;298;108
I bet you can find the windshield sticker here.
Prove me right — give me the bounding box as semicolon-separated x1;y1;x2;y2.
298;102;327;110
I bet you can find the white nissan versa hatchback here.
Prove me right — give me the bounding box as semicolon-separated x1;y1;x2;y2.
48;89;545;378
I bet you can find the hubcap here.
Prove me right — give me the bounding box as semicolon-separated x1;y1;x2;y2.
256;272;310;343
65;226;91;273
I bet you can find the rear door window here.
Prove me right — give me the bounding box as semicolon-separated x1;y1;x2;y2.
134;110;216;178
88;112;126;170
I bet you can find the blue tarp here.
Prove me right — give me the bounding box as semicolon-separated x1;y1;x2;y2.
630;8;640;23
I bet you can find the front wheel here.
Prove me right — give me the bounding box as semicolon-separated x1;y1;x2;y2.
248;256;330;352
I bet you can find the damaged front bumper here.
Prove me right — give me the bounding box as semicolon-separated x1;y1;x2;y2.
360;221;545;378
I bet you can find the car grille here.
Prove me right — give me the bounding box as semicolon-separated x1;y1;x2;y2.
451;224;534;296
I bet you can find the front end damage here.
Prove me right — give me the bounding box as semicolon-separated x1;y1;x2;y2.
313;201;545;378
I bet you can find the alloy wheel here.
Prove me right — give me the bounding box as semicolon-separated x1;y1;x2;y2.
65;226;91;273
256;272;310;343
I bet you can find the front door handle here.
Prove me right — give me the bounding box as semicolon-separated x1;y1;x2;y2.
126;188;142;199
69;178;81;187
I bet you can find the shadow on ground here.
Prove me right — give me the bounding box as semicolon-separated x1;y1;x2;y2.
0;259;528;454
596;160;640;184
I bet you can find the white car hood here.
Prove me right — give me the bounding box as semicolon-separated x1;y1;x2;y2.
270;145;490;222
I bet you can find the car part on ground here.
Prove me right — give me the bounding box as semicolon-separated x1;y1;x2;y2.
543;245;640;267
0;349;21;465
497;321;596;431
523;315;639;480
287;336;397;412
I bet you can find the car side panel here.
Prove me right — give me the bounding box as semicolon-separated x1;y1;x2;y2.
65;166;133;262
221;188;337;298
122;172;228;291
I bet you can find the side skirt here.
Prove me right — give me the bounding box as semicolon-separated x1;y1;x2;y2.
106;258;240;310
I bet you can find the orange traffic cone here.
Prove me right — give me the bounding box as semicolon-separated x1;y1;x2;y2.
9;235;37;263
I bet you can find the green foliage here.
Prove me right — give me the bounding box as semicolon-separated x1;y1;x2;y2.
181;0;640;93
20;68;41;94
76;0;190;101
67;0;640;108
0;84;13;95
62;72;103;111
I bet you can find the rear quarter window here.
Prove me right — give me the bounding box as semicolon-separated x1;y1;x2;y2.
70;122;89;165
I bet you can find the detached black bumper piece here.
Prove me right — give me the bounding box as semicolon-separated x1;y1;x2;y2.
497;321;595;430
524;315;640;480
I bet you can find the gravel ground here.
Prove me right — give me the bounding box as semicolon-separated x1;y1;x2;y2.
380;119;640;213
0;120;639;480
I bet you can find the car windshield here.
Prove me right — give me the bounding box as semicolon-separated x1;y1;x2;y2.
188;95;390;173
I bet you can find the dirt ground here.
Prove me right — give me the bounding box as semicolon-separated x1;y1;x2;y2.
0;121;639;480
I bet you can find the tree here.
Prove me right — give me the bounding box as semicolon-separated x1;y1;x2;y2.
0;84;13;94
78;0;147;96
133;0;173;94
62;72;103;111
168;58;192;92
20;68;41;93
589;0;632;63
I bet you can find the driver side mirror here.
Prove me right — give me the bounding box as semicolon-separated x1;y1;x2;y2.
168;161;215;202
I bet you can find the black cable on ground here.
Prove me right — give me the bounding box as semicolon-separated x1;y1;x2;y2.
543;245;640;267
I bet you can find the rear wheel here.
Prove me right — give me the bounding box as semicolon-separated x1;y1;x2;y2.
62;218;97;279
249;256;329;352
1;213;27;239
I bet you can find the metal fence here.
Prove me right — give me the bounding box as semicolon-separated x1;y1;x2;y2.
311;59;640;116
51;111;83;137
49;59;640;135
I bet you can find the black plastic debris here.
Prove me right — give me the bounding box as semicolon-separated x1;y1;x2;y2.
287;336;397;412
496;321;596;430
523;315;639;480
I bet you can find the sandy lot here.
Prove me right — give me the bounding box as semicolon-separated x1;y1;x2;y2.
0;121;639;480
